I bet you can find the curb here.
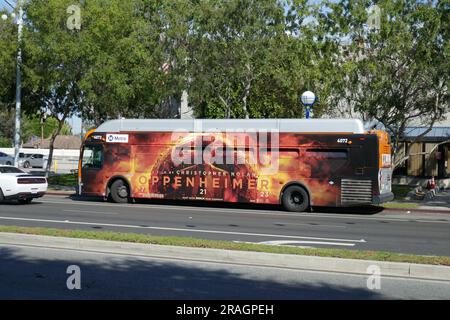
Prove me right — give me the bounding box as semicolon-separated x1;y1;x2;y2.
383;207;450;215
0;232;449;282
46;191;76;196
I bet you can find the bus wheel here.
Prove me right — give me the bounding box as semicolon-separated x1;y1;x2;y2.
282;185;310;212
110;179;130;203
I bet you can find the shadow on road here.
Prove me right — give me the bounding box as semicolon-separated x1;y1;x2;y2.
0;246;382;300
64;195;384;216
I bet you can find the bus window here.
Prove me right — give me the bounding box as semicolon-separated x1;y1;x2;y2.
305;149;348;175
82;145;103;169
305;149;348;159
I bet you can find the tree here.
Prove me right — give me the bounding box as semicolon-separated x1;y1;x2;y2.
318;0;449;168
21;0;88;175
187;0;301;118
21;114;72;144
0;9;16;111
0;9;17;147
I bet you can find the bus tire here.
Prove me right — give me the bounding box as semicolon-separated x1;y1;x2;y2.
281;185;310;212
0;189;4;203
110;179;130;203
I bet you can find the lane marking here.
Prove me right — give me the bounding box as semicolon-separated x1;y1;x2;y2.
257;240;355;247
274;222;346;228
0;215;366;243
63;209;118;215
33;198;450;224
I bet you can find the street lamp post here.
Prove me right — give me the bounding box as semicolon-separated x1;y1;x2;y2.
13;1;23;167
2;0;22;167
300;91;316;119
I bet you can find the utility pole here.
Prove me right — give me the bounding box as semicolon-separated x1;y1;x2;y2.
13;0;23;167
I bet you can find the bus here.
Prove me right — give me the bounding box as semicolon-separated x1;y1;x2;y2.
78;119;394;212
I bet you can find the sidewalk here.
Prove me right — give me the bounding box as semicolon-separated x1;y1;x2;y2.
1;232;450;282
386;190;450;214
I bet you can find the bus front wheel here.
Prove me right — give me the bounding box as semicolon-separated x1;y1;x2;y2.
282;185;310;212
110;179;130;203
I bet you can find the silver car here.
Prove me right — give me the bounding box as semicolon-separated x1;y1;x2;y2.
0;152;14;166
21;154;45;168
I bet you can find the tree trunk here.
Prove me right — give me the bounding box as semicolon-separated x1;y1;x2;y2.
45;135;55;178
45;117;67;177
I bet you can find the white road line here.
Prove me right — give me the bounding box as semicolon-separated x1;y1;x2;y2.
0;215;366;243
63;209;118;215
257;240;355;247
274;222;346;228
36;198;450;223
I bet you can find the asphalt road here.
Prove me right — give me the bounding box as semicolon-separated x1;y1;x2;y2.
0;195;450;256
1;241;449;299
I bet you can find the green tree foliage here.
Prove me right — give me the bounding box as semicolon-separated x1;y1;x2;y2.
0;9;17;112
22;114;72;143
318;0;449;167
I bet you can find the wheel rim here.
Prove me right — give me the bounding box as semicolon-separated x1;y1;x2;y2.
117;185;128;198
289;191;304;207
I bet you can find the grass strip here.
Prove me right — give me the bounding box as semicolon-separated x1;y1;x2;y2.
47;174;77;186
382;202;420;209
0;225;449;266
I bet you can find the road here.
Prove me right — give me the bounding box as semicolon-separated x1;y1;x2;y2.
1;240;449;299
0;195;450;256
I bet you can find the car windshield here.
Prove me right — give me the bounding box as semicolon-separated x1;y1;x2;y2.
0;167;24;174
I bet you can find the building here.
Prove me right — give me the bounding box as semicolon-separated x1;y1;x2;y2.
394;127;450;178
22;135;81;150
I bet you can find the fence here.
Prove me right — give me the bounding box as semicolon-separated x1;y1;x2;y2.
0;148;79;174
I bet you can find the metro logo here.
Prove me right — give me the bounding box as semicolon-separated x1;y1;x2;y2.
106;134;129;143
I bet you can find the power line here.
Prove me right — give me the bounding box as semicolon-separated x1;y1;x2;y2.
2;0;15;10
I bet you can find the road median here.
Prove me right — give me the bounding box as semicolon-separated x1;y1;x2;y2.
1;227;450;282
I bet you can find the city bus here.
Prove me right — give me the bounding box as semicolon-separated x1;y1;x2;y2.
78;119;393;212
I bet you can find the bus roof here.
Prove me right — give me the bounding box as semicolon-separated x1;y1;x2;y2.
95;119;365;134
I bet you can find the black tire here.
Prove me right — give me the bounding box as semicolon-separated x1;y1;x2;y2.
281;185;310;212
23;161;30;168
18;198;32;204
0;189;4;203
110;179;130;203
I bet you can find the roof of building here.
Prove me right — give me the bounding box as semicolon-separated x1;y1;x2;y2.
403;127;450;142
23;135;82;149
96;119;366;134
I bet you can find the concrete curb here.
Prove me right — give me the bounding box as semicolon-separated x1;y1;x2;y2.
384;207;450;214
0;232;449;282
46;191;75;196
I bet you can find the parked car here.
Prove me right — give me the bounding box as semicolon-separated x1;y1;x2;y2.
0;152;14;166
19;153;45;168
0;165;47;204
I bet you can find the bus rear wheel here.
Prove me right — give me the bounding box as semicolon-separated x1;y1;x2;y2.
282;185;310;212
110;179;130;203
